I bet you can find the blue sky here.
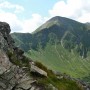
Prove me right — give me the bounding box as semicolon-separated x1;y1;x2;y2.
0;0;90;33
8;0;60;17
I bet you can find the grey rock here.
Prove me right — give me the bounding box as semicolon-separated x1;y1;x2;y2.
0;22;14;51
31;64;47;77
0;22;11;34
0;32;8;51
0;50;11;74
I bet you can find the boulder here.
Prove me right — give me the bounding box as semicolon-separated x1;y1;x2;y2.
0;22;11;35
0;22;14;51
31;64;47;77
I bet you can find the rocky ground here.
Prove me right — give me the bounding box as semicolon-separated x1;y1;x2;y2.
0;22;51;90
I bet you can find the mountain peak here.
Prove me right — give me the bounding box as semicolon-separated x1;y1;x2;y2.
34;16;83;33
48;16;69;22
48;16;82;23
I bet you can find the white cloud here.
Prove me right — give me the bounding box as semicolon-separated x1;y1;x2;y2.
0;1;46;33
49;0;90;23
0;1;24;13
78;13;90;23
0;12;46;33
0;1;24;32
22;14;44;33
0;12;23;32
0;0;90;33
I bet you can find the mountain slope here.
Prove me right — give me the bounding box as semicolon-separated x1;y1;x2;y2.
0;22;86;90
11;16;90;83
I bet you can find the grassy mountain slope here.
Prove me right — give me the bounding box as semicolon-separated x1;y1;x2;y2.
11;33;32;51
11;16;90;83
25;43;90;81
0;21;84;90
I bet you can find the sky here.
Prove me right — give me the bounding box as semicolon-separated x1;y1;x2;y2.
0;0;90;33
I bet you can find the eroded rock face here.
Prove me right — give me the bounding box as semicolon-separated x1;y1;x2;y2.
0;50;11;74
0;65;34;90
0;22;14;51
0;32;8;51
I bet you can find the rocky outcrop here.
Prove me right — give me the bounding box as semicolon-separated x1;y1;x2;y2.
0;22;56;90
31;64;47;77
0;22;14;51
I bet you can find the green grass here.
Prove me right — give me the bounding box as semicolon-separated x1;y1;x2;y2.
37;76;83;90
25;43;90;82
32;61;83;90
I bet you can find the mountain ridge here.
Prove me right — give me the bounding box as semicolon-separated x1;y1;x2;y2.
33;16;84;34
0;21;87;90
11;16;90;84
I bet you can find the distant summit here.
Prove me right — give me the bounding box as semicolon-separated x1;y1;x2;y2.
33;16;83;33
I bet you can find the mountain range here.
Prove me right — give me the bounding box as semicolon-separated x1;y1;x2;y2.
0;20;88;90
11;16;90;83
